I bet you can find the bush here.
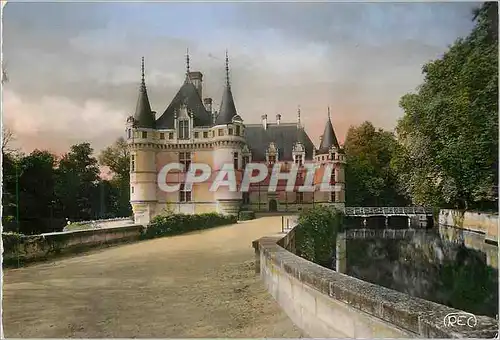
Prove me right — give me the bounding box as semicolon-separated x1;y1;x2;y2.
142;212;237;239
238;210;256;221
295;206;343;267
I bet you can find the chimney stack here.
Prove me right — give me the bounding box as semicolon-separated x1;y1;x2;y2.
276;114;281;125
189;71;203;98
204;98;213;113
261;114;268;130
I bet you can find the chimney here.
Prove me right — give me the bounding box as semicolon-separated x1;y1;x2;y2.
189;71;203;98
276;114;281;125
204;98;213;113
261;114;268;130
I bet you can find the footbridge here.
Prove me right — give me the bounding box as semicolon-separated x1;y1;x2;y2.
344;206;433;217
344;206;434;229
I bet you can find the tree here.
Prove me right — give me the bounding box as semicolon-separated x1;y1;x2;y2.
2;127;15;154
17;150;58;234
394;2;498;210
98;137;132;217
99;137;130;179
55;143;101;220
344;121;409;206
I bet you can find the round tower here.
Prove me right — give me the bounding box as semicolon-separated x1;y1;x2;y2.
127;57;158;225
211;51;244;215
315;107;345;209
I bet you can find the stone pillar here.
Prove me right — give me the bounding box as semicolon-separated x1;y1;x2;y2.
407;216;412;228
363;218;367;228
385;216;389;227
336;233;347;274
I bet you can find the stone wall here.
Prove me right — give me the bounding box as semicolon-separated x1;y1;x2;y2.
439;209;498;242
3;224;145;266
65;217;135;230
253;227;498;338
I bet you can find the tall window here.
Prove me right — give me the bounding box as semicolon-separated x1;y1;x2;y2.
233;152;239;170
160;132;165;140
296;192;304;204
295;154;303;166
331;169;336;184
228;128;233;135
218;129;224;136
242;156;250;169
130;155;135;172
179;152;191;172
235;125;241;136
203;131;208;138
178;120;189;139
242;192;250;204
127;129;132;139
142;131;147;139
179;183;192;202
330;192;336;202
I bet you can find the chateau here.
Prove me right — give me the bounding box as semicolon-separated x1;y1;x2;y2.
126;53;346;224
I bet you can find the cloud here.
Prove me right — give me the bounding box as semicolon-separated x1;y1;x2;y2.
3;2;478;153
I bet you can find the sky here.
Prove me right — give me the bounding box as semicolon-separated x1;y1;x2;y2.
3;1;478;155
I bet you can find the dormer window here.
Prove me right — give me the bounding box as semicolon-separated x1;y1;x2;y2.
235;125;241;136
178;120;189;140
127;129;132;139
295;154;303;166
268;155;276;165
330;152;336;161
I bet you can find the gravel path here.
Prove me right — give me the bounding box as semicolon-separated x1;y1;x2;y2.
3;216;303;338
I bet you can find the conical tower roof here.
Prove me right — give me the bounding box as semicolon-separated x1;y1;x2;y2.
215;51;238;125
133;57;155;129
317;107;339;154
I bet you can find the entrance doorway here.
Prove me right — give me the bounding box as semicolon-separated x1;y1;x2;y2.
269;199;278;212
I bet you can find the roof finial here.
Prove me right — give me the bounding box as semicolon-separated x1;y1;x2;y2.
185;48;190;81
297;105;301;127
328;106;331;119
225;49;230;87
141;56;145;87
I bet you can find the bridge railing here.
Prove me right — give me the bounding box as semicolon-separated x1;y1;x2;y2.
344;206;433;216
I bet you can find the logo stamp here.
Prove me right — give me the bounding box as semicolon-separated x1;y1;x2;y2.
443;312;478;328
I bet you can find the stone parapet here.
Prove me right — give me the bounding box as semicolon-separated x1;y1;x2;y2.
3;224;145;267
252;227;498;338
439;209;498;242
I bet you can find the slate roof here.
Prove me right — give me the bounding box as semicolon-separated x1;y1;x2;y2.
215;85;238;125
317;116;339;154
156;81;212;129
133;58;155;129
244;123;315;161
134;83;156;128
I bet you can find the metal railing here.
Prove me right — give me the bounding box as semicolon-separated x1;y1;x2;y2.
344;207;433;216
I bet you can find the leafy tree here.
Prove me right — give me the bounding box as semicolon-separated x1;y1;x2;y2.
55;143;100;220
344;121;409;206
394;2;498;210
98;137;132;217
17;150;58;234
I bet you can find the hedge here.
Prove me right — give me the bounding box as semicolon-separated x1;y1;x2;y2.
238;210;256;221
143;212;237;239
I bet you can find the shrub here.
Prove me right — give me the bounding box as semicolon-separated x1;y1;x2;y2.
142;212;237;239
239;210;256;221
295;206;343;267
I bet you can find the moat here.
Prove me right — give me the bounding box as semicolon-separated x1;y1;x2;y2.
340;226;498;318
